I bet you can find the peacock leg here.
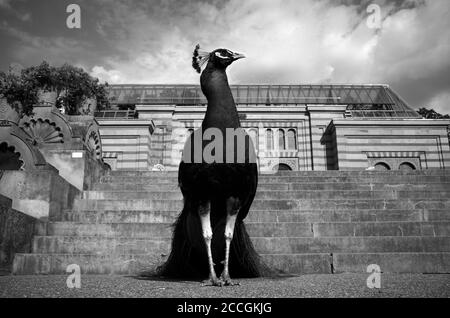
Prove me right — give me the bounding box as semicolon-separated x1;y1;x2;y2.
221;197;240;286
198;201;222;286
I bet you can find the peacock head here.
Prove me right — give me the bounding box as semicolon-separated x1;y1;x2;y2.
192;44;245;73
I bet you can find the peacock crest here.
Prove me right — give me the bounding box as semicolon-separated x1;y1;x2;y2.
0;142;24;170
21;118;64;146
192;44;210;73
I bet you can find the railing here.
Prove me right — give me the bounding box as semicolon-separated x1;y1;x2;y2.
133;96;340;105
107;84;401;107
348;110;421;118
93;106;420;119
94;110;138;119
104;84;421;118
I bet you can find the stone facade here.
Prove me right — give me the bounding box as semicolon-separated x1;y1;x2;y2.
96;118;155;170
323;119;450;170
96;84;450;171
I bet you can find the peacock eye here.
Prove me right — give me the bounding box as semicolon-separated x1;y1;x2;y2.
215;51;228;59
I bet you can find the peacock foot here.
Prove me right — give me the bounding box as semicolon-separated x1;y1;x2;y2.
220;273;240;286
202;276;224;287
211;276;224;287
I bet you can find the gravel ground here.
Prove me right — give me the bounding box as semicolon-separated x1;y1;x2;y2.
0;273;449;298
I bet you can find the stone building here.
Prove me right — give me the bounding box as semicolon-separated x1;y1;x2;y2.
2;85;450;276
96;84;450;171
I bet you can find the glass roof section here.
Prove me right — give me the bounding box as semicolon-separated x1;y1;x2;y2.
107;84;420;118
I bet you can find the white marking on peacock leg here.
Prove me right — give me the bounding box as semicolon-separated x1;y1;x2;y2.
221;197;240;286
199;201;222;286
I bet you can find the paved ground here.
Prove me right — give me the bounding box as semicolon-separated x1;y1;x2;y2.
0;273;449;298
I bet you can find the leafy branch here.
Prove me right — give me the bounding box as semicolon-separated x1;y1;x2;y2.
0;61;110;116
417;108;450;119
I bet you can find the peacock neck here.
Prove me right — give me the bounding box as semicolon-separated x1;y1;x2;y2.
200;64;241;131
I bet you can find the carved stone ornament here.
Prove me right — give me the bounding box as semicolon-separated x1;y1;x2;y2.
21;118;64;146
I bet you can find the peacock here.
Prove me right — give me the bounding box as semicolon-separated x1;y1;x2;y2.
157;45;270;286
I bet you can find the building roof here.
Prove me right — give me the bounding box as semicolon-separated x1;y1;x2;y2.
107;84;420;118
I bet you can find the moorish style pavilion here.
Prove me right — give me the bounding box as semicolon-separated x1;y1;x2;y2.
95;84;450;172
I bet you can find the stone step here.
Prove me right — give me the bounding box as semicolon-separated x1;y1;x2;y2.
332;252;450;274
12;252;450;275
46;221;450;238
32;236;450;254
107;169;447;177
33;236;170;254
92;182;450;192
81;190;450;200
61;209;450;224
72;198;450;212
13;168;450;276
98;175;450;184
288;182;450;191
95;183;286;191
12;253;332;275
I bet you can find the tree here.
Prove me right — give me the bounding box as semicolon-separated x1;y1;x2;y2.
417;107;450;119
0;61;110;117
52;63;110;115
0;68;39;117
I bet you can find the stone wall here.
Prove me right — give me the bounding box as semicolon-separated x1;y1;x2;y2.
40;147;106;191
308;105;347;171
325;119;450;170
0;195;46;273
136;104;313;171
0;169;80;220
97;119;155;170
97;104;450;172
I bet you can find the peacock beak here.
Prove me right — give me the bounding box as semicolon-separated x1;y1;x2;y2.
232;52;246;60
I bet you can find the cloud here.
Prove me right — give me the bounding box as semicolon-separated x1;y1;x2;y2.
90;66;126;84
0;0;11;8
1;0;449;113
0;21;107;70
425;92;450;115
0;0;32;21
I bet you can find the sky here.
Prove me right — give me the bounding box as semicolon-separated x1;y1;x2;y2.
0;0;449;113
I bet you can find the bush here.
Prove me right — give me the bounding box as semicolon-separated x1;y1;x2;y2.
0;69;39;117
0;61;110;116
417;108;450;119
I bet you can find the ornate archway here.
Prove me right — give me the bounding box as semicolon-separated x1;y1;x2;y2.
0;123;47;170
21;118;64;146
84;122;103;160
19;104;74;145
0;142;24;170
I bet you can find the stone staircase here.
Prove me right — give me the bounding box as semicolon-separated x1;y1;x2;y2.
12;170;450;275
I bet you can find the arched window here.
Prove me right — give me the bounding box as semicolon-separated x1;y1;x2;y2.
266;129;274;150
278;129;285;150
399;162;416;170
273;163;292;171
374;162;391;171
248;129;258;151
287;129;297;149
